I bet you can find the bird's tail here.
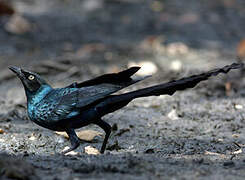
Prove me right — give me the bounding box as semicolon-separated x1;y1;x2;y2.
96;63;243;115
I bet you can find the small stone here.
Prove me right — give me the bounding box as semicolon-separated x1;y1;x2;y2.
28;136;36;141
232;134;239;138
84;146;100;155
167;109;179;120
62;146;79;156
233;149;242;154
217;138;223;142
65;151;79;156
62;146;70;152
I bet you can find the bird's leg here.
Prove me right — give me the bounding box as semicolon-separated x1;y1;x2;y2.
94;119;111;154
62;129;80;154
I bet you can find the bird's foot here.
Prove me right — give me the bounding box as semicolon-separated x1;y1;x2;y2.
63;129;80;155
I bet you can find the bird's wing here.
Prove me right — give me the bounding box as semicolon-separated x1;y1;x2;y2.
43;84;123;121
65;67;146;88
36;88;79;121
59;83;126;109
50;67;149;121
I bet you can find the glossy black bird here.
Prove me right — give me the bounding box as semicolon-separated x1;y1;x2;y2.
9;63;243;154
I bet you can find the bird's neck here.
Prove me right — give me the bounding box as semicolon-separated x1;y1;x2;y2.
26;85;53;105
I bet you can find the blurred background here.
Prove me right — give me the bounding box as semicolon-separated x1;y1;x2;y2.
0;0;245;82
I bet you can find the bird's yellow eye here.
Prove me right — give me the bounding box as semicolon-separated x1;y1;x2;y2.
28;75;35;80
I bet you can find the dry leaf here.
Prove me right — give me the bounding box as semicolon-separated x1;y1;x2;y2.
84;146;100;155
77;130;103;141
56;129;102;142
237;39;245;60
0;128;4;134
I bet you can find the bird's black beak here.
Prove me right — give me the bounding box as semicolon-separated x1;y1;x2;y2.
9;66;24;79
9;66;21;74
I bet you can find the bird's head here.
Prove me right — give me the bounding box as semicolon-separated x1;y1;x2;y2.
9;66;51;95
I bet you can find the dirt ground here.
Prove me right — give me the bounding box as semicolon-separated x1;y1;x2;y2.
1;0;245;179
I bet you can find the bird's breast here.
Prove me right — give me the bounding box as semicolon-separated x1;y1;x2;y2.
27;102;51;122
27;102;59;130
27;103;35;120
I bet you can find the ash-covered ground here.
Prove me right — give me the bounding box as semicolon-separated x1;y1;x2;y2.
1;0;245;179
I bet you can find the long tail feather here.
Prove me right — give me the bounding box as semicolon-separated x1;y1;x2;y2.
97;63;243;115
124;63;243;98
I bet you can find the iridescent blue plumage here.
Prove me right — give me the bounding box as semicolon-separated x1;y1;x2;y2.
28;87;79;129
